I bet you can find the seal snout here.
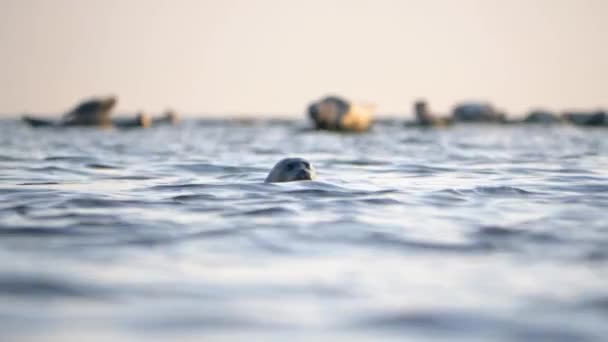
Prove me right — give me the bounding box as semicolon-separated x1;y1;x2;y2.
295;168;312;181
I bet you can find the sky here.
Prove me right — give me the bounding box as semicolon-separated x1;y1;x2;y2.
0;0;606;117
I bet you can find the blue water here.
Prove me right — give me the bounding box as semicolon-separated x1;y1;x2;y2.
0;119;607;341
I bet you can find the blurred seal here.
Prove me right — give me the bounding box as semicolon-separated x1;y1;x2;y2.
62;95;117;127
113;111;152;128
523;110;562;124
452;102;505;123
308;95;373;132
265;158;316;183
22;95;117;128
562;110;607;126
154;109;180;126
413;99;452;127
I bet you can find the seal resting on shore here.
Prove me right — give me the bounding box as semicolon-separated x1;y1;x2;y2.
113;111;152;128
265;158;316;183
523;110;562;124
308;95;373;132
452;102;506;123
62;96;117;127
562;110;607;126
153;109;180;126
413;99;452;127
22;95;118;128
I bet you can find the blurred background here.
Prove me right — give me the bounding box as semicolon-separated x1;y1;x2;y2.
1;0;607;117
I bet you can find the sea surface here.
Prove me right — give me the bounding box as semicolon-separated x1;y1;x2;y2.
0;118;607;341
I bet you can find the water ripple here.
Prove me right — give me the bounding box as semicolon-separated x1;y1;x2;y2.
0;119;607;341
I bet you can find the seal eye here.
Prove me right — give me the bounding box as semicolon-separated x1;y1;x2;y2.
302;162;310;169
286;163;295;171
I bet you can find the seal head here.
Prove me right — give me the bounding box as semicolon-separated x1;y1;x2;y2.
265;158;316;183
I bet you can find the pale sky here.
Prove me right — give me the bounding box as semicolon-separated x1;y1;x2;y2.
0;0;606;117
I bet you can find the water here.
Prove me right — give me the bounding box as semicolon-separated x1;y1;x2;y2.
0;118;607;341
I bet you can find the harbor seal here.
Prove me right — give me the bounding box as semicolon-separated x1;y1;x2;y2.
62;95;117;127
523;110;562;124
562;110;607;126
113;111;152;128
22;95;117;128
308;95;373;132
452;102;506;123
153;109;180;126
413;99;452;127
265;158;316;183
